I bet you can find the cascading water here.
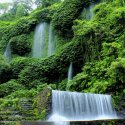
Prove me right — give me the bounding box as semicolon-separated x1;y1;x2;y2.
32;22;49;58
48;24;56;56
80;2;95;20
32;22;56;58
48;90;118;124
4;42;12;61
68;63;73;82
80;0;104;20
66;63;73;90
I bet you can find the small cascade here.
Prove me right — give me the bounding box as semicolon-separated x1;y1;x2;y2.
48;90;118;123
66;63;73;90
80;0;104;20
68;63;73;82
48;24;56;56
4;42;12;61
32;22;49;58
81;2;95;20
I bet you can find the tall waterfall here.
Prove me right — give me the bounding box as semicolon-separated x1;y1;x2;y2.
48;24;56;56
4;42;12;61
32;22;56;58
49;90;118;123
68;63;73;82
32;22;49;58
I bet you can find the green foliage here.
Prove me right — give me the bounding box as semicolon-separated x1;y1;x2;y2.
6;89;37;99
10;34;31;56
58;79;67;90
52;0;91;36
0;80;25;97
67;73;89;91
108;58;125;91
15;4;28;18
0;2;60;43
0;0;125;118
10;57;35;79
6;17;37;39
0;0;33;21
93;2;113;21
0;54;12;84
18;39;85;87
0;98;19;109
0;13;15;21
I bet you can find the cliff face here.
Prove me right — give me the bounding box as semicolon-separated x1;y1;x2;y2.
0;0;125;123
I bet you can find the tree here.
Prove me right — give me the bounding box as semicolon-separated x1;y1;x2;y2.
9;0;33;16
15;3;27;18
0;3;10;15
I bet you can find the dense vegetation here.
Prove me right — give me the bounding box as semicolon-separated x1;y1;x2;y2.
0;0;125;124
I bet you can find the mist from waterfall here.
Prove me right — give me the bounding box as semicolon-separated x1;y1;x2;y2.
4;42;12;61
48;90;118;123
32;22;49;58
48;23;56;56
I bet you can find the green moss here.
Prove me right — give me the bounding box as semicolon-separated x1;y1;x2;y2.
0;80;25;98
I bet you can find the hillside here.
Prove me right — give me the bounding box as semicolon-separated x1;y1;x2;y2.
0;0;125;124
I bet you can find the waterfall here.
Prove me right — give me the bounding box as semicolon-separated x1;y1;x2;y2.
32;22;56;58
68;63;73;81
32;22;49;58
66;63;73;90
80;0;104;20
81;2;95;20
4;42;12;61
49;90;118;123
48;24;56;56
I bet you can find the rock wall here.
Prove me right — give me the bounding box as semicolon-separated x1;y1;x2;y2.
36;88;52;119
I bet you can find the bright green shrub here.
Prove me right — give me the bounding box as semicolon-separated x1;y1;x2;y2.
10;57;35;79
67;73;89;91
94;2;113;21
108;7;125;28
108;58;125;91
0;80;25;97
101;42;122;59
58;79;67;90
10;34;31;56
0;98;19;109
6;89;37;99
